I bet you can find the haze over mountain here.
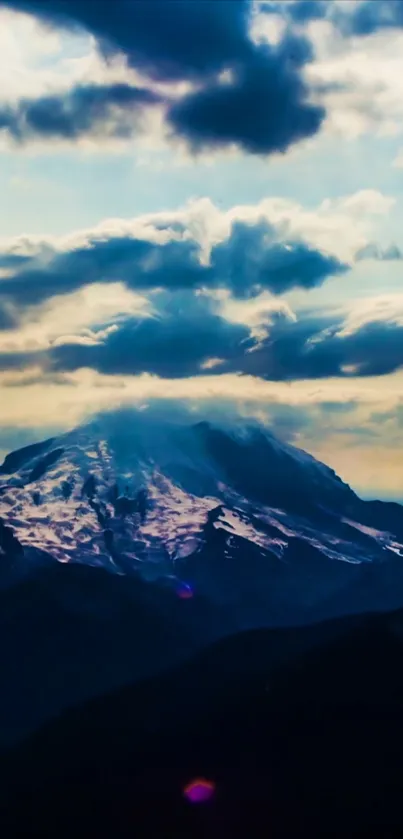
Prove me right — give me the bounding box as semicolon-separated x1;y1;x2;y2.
1;0;403;501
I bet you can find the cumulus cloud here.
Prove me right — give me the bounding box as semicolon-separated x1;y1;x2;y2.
0;0;252;82
167;34;324;155
337;294;403;334
0;283;148;353
1;1;402;151
304;18;403;139
47;291;252;379
0;205;347;318
3;291;403;384
0;0;326;154
0;193;399;386
236;311;403;381
0;82;162;142
255;4;403;142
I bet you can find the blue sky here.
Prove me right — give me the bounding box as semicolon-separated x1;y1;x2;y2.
1;0;403;500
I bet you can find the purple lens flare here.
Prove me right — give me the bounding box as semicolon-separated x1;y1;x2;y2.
183;778;216;803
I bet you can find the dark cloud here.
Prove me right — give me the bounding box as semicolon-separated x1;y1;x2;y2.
0;0;325;154
233;317;403;380
211;220;345;296
261;1;330;24
0;0;251;82
0;84;161;143
220;315;340;380
0;304;18;331
340;0;403;36
48;292;252;379
167;36;325;155
0;254;32;269
0;235;207;309
286;0;330;23
3;303;403;385
0;349;41;371
0;219;347;315
0;291;254;379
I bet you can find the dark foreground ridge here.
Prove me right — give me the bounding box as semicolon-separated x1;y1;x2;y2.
2;608;403;838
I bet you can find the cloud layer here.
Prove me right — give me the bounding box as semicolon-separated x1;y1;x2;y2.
32;306;403;383
3;284;403;385
0;0;325;153
0;210;347;317
3;189;402;384
2;1;403;151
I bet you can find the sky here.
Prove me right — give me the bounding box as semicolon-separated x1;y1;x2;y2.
0;0;403;501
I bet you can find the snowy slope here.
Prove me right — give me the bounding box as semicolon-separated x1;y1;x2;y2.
1;409;403;590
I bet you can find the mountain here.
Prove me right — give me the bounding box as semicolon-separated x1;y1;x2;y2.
1;407;403;741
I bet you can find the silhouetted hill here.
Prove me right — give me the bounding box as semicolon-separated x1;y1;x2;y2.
2;608;403;838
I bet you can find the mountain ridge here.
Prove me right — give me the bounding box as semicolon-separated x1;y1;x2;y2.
2;607;403;838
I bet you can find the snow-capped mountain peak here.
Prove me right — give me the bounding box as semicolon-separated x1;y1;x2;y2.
3;408;403;743
1;409;403;598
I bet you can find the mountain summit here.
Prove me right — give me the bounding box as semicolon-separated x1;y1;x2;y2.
1;408;403;740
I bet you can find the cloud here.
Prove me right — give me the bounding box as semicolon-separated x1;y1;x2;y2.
262;1;331;25
1;193;398;387
339;1;403;36
0;208;347;317
0;1;326;154
212;220;345;296
0;6;83;102
3;292;403;385
304;18;403;139
235;313;403;381
0;188;388;300
47;292;252;379
0;82;162;142
2;1;402;151
0;282;148;352
0;289;294;381
0;0;252;82
167;35;325;155
266;1;403;37
355;242;403;261
0;304;18;330
337;294;403;333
